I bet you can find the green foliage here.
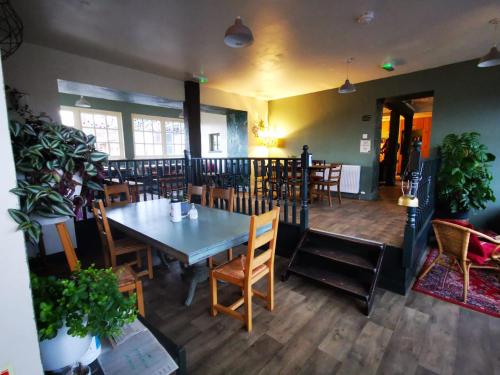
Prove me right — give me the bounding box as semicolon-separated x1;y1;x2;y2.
6;87;108;243
31;265;137;341
437;132;496;213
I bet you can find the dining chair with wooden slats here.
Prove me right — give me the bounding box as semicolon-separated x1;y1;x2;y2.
104;183;135;207
55;221;145;316
310;163;343;207
210;207;280;332
92;199;153;280
187;183;207;206
207;187;235;268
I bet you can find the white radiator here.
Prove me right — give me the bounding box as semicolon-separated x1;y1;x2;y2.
327;164;361;194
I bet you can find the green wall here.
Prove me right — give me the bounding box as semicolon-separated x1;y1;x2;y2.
269;60;500;229
59;94;182;159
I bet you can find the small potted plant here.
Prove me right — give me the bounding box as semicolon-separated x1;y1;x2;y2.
32;265;137;371
6;86;107;244
437;132;496;220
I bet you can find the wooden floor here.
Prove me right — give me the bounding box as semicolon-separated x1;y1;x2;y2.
142;253;499;375
309;185;407;248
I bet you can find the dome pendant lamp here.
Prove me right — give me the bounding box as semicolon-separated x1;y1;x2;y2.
224;16;254;48
478;18;500;68
339;57;356;94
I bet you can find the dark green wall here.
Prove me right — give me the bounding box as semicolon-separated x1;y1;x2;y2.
227;110;248;157
269;60;500;229
59;94;182;159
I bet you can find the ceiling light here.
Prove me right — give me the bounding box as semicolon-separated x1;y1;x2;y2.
478;18;500;68
356;11;375;25
75;95;91;108
339;58;356;94
0;0;23;60
224;16;254;48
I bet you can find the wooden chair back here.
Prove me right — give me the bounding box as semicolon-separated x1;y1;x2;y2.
55;221;79;272
92;199;115;265
432;220;470;261
245;207;280;281
187;184;207;206
326;163;342;183
209;187;234;212
104;183;131;207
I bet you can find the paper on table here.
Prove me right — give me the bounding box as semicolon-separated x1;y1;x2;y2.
109;319;147;347
99;323;178;375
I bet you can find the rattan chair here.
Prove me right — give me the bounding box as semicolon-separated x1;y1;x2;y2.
419;220;500;302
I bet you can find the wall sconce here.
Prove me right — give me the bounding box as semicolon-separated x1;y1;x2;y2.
252;119;279;147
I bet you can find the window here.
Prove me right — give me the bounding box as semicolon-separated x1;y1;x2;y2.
209;133;221;152
133;114;186;158
59;106;125;159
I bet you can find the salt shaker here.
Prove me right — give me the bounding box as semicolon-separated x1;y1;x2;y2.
189;203;198;220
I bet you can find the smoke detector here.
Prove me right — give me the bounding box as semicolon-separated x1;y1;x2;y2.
357;11;375;25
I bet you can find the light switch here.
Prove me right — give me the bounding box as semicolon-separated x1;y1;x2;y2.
362;133;368;139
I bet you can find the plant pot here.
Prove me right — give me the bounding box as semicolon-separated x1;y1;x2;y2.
435;209;470;222
39;325;92;372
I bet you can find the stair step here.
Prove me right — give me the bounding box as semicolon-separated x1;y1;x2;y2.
289;263;370;299
299;245;377;271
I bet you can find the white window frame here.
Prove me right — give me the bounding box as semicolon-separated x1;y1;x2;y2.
131;113;186;159
59;106;126;160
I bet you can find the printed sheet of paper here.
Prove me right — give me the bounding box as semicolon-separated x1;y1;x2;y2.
99;322;178;375
109;319;147;347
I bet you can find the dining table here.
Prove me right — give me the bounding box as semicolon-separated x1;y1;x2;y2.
105;199;265;305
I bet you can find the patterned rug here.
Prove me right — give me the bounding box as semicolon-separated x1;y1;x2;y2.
413;249;500;318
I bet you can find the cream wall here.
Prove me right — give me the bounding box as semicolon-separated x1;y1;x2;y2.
0;60;43;374
2;43;267;157
200;112;228;158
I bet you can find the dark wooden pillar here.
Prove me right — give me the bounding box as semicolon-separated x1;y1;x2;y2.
385;110;400;185
184;81;202;157
401;113;414;175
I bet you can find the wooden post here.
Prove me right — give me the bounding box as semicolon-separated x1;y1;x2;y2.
184;81;202;158
402;141;422;268
300;145;311;232
184;149;192;187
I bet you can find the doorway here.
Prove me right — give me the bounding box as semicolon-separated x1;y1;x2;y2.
378;92;434;188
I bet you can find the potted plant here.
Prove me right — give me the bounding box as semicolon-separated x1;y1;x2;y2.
31;265;137;371
6;86;107;243
437;132;496;220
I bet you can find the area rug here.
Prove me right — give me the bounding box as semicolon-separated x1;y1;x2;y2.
413;248;500;318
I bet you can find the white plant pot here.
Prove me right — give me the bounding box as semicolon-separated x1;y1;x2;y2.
39;325;92;372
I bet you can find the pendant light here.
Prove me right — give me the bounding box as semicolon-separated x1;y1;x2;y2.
75;95;91;108
0;0;23;60
339;58;356;94
478;18;500;68
224;16;254;48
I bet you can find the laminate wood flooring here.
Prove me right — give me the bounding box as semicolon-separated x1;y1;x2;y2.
142;253;499;375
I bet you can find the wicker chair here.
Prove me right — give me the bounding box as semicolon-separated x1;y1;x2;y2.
419;220;500;302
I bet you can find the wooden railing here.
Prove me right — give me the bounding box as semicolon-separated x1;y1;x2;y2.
402;142;439;273
103;146;313;231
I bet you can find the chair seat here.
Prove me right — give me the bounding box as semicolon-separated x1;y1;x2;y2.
113;265;136;286
213;255;268;284
115;237;149;254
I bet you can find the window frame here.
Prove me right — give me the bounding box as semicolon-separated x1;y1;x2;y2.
132;113;186;159
59;106;126;160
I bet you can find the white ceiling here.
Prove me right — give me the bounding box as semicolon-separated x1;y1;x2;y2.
13;0;500;100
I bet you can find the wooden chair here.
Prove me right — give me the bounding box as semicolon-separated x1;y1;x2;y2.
419;220;500;302
208;187;235;268
310;163;342;207
92;199;153;280
187;183;207;206
55;221;145;316
104;183;135;207
210;207;280;332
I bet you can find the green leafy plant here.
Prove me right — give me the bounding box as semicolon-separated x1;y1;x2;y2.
437;132;496;214
31;265;137;341
6;87;108;243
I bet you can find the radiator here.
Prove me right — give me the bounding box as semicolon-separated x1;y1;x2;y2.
328;164;361;194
